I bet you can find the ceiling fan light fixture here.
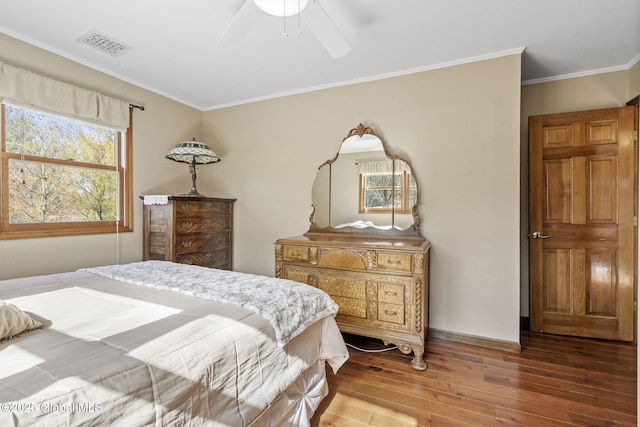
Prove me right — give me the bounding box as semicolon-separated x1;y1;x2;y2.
253;0;309;17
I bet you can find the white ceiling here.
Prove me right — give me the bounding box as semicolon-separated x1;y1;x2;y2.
1;0;639;110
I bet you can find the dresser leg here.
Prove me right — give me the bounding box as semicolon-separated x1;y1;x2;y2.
410;347;427;371
395;342;427;370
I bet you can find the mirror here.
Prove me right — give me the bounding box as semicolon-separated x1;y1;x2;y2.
308;124;421;237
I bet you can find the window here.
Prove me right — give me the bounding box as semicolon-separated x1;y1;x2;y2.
359;170;416;214
0;103;132;239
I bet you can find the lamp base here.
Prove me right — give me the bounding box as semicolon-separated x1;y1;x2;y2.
179;188;206;197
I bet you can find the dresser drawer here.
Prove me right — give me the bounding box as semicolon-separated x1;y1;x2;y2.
176;217;230;233
333;296;367;319
281;265;369;315
280;266;312;284
378;283;404;305
377;251;413;273
318;248;368;270
176;248;230;268
378;303;404;324
176;232;230;254
176;200;231;217
282;245;312;263
317;276;367;299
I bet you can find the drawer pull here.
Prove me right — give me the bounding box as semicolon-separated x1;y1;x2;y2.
182;221;193;229
384;290;398;297
384;309;398;316
182;240;193;248
180;204;192;211
386;259;401;265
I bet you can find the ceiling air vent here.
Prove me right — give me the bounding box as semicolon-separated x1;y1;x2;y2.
76;30;131;57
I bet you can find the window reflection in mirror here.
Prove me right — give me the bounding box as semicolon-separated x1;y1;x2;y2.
359;164;416;214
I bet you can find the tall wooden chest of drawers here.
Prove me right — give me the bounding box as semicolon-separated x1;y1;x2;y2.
143;196;235;270
275;234;430;370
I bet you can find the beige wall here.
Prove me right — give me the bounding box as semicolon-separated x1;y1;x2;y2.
520;66;640;316
0;33;203;279
204;54;523;344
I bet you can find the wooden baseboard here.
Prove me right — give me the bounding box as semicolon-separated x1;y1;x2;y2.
428;328;521;353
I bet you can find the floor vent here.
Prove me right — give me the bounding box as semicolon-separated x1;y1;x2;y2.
76;30;131;57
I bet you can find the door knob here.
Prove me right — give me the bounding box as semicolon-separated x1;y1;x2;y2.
531;231;551;239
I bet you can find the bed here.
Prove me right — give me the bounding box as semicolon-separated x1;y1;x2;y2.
0;260;349;426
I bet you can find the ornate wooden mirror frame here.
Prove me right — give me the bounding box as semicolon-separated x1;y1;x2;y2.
307;123;422;238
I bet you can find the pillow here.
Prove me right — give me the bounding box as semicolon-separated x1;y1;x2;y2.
0;300;42;341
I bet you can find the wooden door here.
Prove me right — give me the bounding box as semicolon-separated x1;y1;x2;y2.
529;106;637;341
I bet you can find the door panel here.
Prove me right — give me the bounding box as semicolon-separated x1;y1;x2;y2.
588;156;617;222
544;158;572;222
543;248;571;313
586;120;617;145
586;250;617;316
530;106;636;341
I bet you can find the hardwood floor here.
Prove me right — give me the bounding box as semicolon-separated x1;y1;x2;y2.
311;331;637;426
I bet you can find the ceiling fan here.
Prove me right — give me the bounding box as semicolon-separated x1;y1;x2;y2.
218;0;351;58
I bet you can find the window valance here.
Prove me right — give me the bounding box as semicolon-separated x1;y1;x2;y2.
357;159;411;175
0;60;129;130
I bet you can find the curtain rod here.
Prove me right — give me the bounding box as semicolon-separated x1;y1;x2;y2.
129;103;145;111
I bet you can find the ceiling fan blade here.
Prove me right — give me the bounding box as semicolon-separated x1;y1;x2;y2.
217;0;263;45
302;0;351;58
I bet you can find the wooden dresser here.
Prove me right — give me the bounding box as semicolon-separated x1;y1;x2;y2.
142;196;235;270
275;234;430;370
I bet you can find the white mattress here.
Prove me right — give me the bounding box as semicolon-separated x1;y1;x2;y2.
0;266;349;426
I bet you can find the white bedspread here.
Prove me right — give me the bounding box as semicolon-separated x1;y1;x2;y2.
80;261;339;346
0;265;349;426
